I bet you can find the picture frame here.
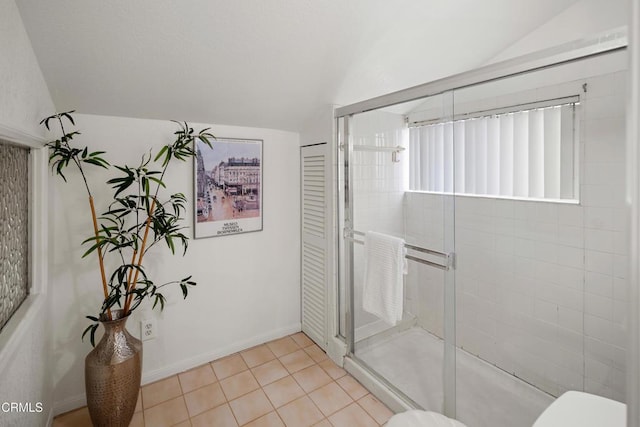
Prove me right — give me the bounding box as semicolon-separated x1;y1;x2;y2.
194;137;263;238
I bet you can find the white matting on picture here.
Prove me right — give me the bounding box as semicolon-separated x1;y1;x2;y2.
194;137;263;238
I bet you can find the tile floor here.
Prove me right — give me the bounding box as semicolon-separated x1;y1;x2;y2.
53;332;394;427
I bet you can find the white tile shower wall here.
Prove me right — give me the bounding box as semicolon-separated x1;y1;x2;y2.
351;110;407;332
404;71;627;401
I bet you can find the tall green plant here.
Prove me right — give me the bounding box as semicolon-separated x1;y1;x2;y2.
42;111;214;345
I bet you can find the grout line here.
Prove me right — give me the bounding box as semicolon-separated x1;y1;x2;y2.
58;333;390;427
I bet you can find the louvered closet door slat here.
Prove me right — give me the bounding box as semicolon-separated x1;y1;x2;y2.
301;144;329;349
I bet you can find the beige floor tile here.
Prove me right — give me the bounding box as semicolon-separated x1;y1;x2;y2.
135;390;143;413
52;406;92;427
276;396;324;427
292;365;333;393
219;370;260;401
336;375;369;400
290;332;314;348
243;411;285;427
142;376;183;409
191;403;238;427
266;336;300;358
279;349;315;374
184;382;227;417
56;333;385;427
130;411;145;427
303;344;329;363
212;354;249;380
143;396;189;427
262;376;306;408
358;394;394;425
308;381;353;417
229;389;274;425
252;359;290;386
318;359;346;380
178;363;217;393
241;344;277;368
328;402;378;427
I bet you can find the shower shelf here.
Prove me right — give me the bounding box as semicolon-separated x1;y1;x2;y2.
339;144;405;162
344;228;454;270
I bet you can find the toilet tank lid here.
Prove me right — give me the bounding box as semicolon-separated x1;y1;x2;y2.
533;391;625;427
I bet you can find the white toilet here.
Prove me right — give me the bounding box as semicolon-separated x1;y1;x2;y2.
386;410;467;427
532;391;625;427
387;391;624;427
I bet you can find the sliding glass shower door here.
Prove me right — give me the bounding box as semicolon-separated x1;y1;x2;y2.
337;30;627;427
450;48;628;427
340;92;458;415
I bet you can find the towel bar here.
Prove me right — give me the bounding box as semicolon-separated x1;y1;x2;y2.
344;228;454;270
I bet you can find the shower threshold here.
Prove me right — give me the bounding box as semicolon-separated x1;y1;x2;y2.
353;327;554;427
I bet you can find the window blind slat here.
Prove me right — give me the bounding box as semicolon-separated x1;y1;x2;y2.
513;111;529;197
528;109;544;198
444;122;454;193
465;120;477;194
435;124;444;192
544;107;561;198
454;121;466;194
560;105;576;199
500;114;514;196
487;116;500;195
476;118;488;195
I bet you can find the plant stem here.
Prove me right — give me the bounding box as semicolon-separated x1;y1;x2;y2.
56;115;112;321
123;147;174;313
57;116;93;198
123;199;157;314
89;196;112;320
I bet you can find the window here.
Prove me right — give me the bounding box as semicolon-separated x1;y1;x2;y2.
408;97;579;201
0;141;30;332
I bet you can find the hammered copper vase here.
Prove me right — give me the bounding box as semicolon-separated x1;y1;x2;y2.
85;309;142;427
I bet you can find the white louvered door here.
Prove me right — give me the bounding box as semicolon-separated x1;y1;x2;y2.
300;143;329;349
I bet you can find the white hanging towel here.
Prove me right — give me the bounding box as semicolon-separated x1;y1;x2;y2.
362;231;407;326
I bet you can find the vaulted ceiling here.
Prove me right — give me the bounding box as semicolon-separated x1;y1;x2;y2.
17;0;579;132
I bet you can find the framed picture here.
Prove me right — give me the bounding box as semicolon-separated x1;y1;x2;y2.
194;137;263;238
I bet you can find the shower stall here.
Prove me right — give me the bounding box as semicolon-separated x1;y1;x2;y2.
336;30;628;427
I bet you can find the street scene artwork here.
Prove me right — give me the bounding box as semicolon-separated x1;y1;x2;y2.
194;137;263;238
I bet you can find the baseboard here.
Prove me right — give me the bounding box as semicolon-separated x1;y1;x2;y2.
45;406;55;427
141;322;302;386
52;322;302;417
53;393;87;417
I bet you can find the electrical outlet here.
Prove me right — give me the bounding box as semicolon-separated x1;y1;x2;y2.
141;318;157;341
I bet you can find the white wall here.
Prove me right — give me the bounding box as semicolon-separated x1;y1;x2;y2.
0;0;53;137
490;0;627;63
0;1;55;426
49;114;302;413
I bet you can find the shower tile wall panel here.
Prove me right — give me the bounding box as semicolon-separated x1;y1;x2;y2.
405;71;627;402
351;111;407;331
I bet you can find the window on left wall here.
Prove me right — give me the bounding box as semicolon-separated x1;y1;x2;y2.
0;141;30;332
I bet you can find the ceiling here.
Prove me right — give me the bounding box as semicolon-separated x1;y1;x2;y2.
17;0;580;132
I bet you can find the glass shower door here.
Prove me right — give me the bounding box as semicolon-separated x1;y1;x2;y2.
342;92;458;415
451;50;628;427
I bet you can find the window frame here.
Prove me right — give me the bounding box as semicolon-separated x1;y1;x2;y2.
0;125;48;374
406;95;582;204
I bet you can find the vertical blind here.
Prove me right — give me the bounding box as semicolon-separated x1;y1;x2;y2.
409;101;578;201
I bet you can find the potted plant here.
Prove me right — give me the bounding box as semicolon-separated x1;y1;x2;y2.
42;111;213;427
